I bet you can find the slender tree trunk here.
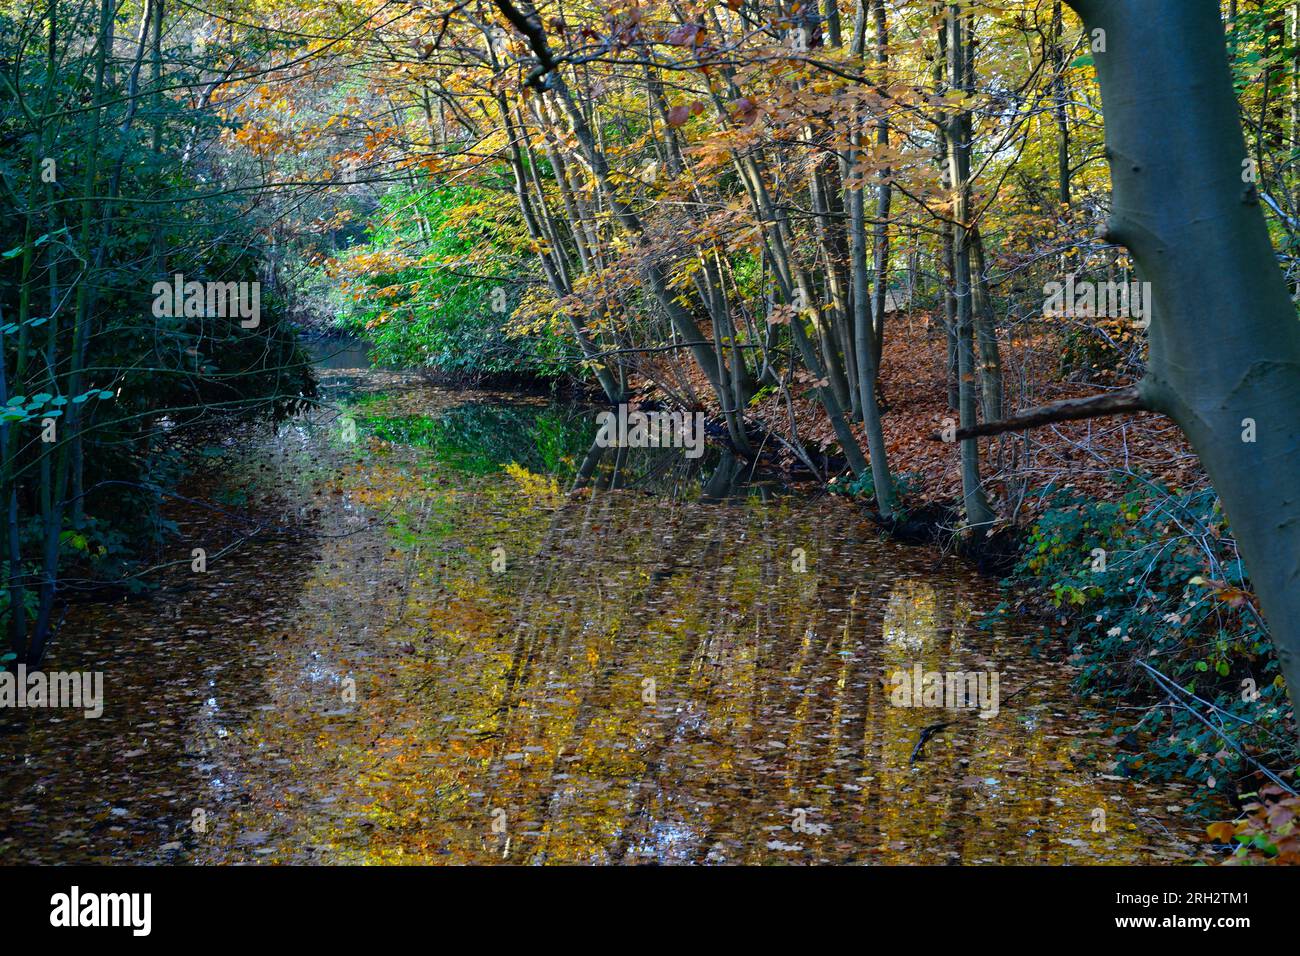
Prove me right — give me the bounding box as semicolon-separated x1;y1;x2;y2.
0;304;26;658
494;94;623;402
30;0;115;665
849;145;897;516
946;2;994;531
869;0;892;374
971;227;1004;423
1052;1;1071;205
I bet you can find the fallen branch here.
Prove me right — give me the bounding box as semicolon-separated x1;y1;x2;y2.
909;720;954;763
929;385;1148;442
908;682;1036;763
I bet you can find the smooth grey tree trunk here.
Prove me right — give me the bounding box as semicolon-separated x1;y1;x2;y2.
1067;0;1300;728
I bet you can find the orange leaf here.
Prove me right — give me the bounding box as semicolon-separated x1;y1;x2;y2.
1206;821;1237;841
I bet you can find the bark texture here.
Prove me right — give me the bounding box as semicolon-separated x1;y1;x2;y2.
1067;0;1300;726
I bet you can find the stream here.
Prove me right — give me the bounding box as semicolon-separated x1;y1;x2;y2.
0;342;1208;864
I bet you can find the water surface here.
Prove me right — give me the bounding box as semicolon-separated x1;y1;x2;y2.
0;362;1207;864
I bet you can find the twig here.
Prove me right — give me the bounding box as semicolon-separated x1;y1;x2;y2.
1135;659;1297;796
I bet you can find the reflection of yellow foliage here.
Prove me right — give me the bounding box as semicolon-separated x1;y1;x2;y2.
504;461;560;499
195;427;1205;866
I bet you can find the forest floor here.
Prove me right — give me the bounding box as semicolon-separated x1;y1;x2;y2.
655;310;1205;523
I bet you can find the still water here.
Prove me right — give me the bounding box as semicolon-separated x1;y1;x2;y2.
0;355;1206;864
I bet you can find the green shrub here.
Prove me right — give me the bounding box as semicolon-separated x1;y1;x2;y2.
335;184;579;380
828;470;920;515
996;477;1295;814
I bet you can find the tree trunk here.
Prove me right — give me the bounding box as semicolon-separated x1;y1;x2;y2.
869;0;892;373
1052;1;1071;205
945;3;994;531
1066;0;1300;731
971;227;1004;423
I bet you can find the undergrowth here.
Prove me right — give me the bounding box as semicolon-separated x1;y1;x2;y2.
988;475;1297;823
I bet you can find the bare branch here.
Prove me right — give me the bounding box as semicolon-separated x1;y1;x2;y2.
929;385;1148;441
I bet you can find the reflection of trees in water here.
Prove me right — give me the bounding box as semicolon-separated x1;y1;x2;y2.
574;443;784;504
358;391;791;503
195;391;1200;865
881;580;940;656
359;402;596;477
